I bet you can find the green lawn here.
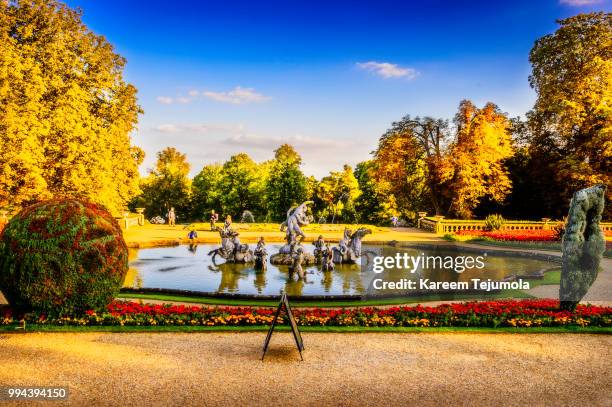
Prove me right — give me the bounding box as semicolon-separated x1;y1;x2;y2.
527;268;561;288
117;289;534;308
445;235;612;258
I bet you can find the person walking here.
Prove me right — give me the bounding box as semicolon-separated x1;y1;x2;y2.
168;207;176;227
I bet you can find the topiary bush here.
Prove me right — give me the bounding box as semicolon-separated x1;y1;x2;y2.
0;199;128;315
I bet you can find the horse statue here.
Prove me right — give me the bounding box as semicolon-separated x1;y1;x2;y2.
208;224;254;264
331;227;372;264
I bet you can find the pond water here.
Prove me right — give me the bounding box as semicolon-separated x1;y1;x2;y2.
124;244;557;297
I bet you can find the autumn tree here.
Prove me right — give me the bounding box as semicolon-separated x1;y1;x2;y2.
317;165;361;223
265;144;307;221
528;12;611;217
373;116;451;216
132;147;191;219
446;101;514;218
0;0;142;213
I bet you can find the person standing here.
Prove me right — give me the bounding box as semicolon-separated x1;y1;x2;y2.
168;207;176;227
210;210;219;231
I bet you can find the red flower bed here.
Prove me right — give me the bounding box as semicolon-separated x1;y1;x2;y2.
4;299;610;328
456;229;558;242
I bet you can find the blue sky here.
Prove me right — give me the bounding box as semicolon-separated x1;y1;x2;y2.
67;0;611;178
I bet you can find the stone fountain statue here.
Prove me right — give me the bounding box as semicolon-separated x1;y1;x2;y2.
280;201;314;241
208;216;254;264
254;236;268;270
313;235;326;261
331;227;372;264
560;185;606;311
270;201;316;265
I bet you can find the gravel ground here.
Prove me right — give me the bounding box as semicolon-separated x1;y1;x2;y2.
0;332;610;406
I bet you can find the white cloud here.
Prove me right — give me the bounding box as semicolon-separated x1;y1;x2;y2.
153;123;245;135
559;0;601;5
156;96;193;105
223;134;346;149
142;123;371;178
219;134;371;177
203;86;271;104
156;96;174;104
356;61;419;79
157;87;270;105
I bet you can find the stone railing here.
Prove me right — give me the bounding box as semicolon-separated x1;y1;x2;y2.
119;216;140;229
418;216;612;235
117;209;145;229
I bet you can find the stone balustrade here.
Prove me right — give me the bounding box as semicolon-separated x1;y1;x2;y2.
419;217;612;235
116;212;143;229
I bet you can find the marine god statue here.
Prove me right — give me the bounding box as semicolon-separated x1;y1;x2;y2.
270;201;316;266
560;185;606;311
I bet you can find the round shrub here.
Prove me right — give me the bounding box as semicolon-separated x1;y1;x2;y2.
484;214;505;231
0;199;128;315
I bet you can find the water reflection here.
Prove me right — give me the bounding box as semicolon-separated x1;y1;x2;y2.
124;244;556;297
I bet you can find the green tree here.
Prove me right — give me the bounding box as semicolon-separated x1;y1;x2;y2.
131;147;191;220
354;161;397;224
265;144;307;221
0;0;142;214
528;12;611;217
219;153;266;219
498;117;562;219
190;163;223;221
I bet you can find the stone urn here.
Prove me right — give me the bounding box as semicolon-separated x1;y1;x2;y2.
417;212;427;228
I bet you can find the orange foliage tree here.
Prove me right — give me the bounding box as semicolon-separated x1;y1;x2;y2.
445;101;515;218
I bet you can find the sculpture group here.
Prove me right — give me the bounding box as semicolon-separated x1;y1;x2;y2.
207;201;372;279
208;216;256;264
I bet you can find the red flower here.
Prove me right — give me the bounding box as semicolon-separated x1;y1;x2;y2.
456;229;559;242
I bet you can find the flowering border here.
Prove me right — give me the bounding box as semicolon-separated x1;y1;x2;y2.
455;229;559;242
2;299;610;328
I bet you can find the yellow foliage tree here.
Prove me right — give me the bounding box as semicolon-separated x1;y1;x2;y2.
0;0;142;214
528;13;611;211
446;101;514;219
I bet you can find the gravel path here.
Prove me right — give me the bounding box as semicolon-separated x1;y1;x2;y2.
0;332;610;406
